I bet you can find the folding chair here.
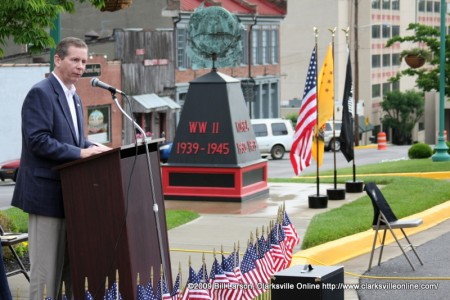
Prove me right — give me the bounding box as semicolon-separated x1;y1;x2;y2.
364;182;424;271
0;224;30;281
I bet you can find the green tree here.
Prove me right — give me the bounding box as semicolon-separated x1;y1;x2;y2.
382;90;425;145
386;23;450;97
0;0;106;57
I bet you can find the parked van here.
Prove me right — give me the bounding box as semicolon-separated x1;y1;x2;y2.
251;118;294;159
324;120;342;151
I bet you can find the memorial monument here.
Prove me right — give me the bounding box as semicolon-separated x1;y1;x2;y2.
162;5;269;201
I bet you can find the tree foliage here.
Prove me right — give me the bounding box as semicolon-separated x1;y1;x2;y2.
382;90;425;145
386;23;450;97
0;0;106;57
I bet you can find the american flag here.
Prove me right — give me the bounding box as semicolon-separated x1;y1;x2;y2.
137;284;148;300
219;253;243;300
146;280;157;300
156;275;172;300
105;281;123;300
269;224;287;272
290;47;318;175
171;272;181;300
197;263;209;283
84;291;94;300
181;266;211;300
241;244;264;299
257;235;275;278
282;210;300;253
209;257;229;299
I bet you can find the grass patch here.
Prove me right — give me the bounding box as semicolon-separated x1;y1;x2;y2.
3;207;28;232
166;210;199;230
269;159;450;184
2;207;199;232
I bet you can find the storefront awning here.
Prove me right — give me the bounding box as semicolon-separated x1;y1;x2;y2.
131;94;181;113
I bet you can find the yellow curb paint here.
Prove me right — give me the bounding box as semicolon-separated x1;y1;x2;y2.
291;200;450;267
300;171;450;180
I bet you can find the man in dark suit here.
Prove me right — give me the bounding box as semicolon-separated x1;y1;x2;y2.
11;37;110;300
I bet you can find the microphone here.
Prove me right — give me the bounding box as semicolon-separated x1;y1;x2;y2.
90;78;125;95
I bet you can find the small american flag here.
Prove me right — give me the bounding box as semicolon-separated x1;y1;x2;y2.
156;275;172;300
241;244;264;299
137;284;147;300
282;210;300;253
171;272;181;299
84;290;94;300
181;266;211;300
145;280;157;300
197;263;209;283
290;47;318;175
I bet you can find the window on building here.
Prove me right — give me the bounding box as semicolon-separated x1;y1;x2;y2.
240;29;248;65
382;24;391;38
392;0;400;10
382;0;390;9
434;1;440;13
252;28;260;65
426;0;433;12
392;53;401;66
372;84;381;98
262;28;268;65
383;82;391;95
382;54;391;67
270;29;279;64
418;0;425;12
372;55;381;68
372;0;380;9
176;27;188;69
372;25;381;38
88;105;111;144
392;25;400;37
249;25;279;66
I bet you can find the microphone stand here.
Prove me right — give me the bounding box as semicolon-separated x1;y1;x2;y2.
111;92;169;283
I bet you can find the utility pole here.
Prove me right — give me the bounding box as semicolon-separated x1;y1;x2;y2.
432;0;450;161
353;0;360;146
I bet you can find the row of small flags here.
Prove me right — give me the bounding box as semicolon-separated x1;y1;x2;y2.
42;206;300;300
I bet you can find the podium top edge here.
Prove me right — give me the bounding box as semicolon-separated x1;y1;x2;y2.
120;138;165;151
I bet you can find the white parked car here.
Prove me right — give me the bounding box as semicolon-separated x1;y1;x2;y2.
251;118;294;159
324;120;342;151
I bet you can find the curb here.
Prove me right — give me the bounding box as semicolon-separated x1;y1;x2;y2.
290;200;450;267
299;171;450;180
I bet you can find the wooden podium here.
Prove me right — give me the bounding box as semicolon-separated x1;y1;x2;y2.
57;140;171;299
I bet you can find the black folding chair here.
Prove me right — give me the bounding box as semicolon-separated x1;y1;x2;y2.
0;224;30;281
364;182;424;271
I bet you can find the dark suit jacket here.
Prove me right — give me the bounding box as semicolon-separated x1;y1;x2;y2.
12;74;92;218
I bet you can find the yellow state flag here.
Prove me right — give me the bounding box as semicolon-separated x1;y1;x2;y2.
312;44;334;166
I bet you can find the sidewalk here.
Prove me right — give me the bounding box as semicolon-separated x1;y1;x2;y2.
7;182;450;299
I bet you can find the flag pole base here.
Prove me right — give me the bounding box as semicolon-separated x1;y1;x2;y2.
326;188;346;200
308;194;328;209
345;180;364;193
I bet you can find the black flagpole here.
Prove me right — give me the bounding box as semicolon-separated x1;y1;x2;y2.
326;28;345;200
308;27;328;208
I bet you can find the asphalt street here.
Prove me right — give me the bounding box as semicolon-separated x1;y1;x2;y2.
267;145;410;178
358;230;450;300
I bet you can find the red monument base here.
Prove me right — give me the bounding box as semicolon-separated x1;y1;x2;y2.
161;161;269;202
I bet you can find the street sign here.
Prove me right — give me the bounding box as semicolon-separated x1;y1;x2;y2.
82;64;101;77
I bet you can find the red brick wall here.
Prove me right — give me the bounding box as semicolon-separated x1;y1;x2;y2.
76;55;123;148
175;64;280;82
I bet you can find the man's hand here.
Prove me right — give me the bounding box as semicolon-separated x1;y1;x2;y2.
80;144;112;159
